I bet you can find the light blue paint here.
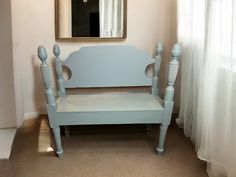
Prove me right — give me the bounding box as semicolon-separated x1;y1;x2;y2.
53;44;66;97
63;46;154;88
37;43;182;158
152;42;164;96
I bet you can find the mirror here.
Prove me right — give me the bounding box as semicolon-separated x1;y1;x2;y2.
55;0;127;40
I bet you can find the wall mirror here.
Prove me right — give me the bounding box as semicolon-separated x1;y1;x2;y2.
55;0;127;41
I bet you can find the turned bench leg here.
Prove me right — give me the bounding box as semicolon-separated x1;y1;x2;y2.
156;124;168;155
146;124;152;133
52;127;64;158
155;43;181;155
64;126;71;137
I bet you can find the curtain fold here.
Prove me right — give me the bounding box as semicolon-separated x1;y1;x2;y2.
177;0;236;176
99;0;124;38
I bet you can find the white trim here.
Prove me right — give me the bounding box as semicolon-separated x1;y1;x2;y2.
0;129;16;159
23;106;47;120
24;112;40;120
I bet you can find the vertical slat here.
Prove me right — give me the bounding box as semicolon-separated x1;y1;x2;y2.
53;44;66;97
152;42;164;96
38;46;56;105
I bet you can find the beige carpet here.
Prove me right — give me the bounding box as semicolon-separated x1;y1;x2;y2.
0;115;208;177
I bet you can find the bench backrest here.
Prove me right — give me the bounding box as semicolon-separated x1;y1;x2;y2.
61;46;154;88
38;43;181;106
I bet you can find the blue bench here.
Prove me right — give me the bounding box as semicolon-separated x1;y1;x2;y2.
37;43;181;158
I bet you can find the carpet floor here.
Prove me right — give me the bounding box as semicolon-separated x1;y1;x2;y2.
0;115;208;177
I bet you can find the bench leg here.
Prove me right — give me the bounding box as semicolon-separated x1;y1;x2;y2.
52;127;64;158
146;124;152;134
156;124;168;155
64;126;70;137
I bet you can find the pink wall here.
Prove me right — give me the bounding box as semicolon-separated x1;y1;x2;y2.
0;0;17;128
11;0;178;124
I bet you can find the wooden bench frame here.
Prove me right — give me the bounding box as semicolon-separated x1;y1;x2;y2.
37;43;181;158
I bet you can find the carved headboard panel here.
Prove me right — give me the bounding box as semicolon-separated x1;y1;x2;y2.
62;46;154;88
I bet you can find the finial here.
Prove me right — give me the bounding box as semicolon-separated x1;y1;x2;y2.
38;46;47;62
171;43;182;58
156;42;164;55
53;44;60;57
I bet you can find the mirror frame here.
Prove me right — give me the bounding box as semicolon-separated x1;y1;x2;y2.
55;0;127;41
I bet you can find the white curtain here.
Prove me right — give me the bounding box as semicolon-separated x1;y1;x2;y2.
177;0;236;176
99;0;124;38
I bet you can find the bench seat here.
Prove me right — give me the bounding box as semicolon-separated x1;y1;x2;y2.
56;92;164;112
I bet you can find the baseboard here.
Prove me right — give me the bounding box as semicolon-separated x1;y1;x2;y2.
24;112;40;120
0;129;16;159
23;106;47;120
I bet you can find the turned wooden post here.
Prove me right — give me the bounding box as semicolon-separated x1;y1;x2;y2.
38;46;56;105
38;46;64;158
53;44;66;97
54;44;71;137
53;45;70;137
152;42;164;96
164;43;181;102
156;43;182;154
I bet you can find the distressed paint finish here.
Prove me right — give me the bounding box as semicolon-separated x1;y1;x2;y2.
37;43;181;158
